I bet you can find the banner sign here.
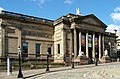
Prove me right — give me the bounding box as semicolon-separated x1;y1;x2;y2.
95;36;98;48
81;34;85;47
88;35;92;47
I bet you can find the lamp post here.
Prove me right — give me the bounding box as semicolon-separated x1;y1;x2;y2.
114;29;117;60
17;46;23;78
95;52;98;66
72;53;75;68
46;52;50;71
108;32;111;57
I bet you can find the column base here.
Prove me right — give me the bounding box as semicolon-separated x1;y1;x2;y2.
75;55;89;65
100;56;111;63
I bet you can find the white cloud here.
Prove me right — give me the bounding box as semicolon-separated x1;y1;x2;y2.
106;24;120;33
25;0;46;6
38;0;45;5
110;7;120;23
114;7;120;12
110;12;120;23
64;0;73;4
106;7;120;33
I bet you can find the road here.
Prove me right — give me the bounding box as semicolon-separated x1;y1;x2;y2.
30;62;120;79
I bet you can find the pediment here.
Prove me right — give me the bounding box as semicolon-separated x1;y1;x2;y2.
81;14;107;28
82;17;99;25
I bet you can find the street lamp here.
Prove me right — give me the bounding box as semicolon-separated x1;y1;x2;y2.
46;52;50;71
72;53;75;68
17;46;23;78
114;29;117;60
108;32;111;57
95;52;98;66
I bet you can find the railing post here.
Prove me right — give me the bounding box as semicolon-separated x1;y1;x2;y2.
46;52;50;71
72;53;75;68
7;57;12;75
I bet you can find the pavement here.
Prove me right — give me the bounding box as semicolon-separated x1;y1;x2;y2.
0;62;120;79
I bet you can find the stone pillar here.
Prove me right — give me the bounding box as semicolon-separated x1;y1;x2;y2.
102;35;105;56
1;24;6;57
74;29;77;57
70;30;73;57
109;42;111;57
17;26;22;49
92;33;95;58
79;31;81;55
101;35;111;63
62;29;66;59
99;34;101;59
86;32;88;58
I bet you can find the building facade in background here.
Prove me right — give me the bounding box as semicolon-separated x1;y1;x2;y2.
0;11;117;63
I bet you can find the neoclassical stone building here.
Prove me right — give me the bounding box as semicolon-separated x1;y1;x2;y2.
0;10;117;63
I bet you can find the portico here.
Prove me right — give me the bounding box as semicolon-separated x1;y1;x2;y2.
54;13;107;63
70;28;104;63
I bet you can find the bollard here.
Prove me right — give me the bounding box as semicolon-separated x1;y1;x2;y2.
7;58;12;76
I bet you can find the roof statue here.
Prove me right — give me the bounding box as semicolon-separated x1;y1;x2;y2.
0;7;4;14
76;8;82;16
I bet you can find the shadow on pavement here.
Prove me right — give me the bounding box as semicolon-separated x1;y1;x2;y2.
24;65;95;79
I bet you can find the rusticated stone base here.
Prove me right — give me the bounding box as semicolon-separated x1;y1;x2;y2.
54;59;65;63
79;56;89;65
100;56;111;63
75;56;89;65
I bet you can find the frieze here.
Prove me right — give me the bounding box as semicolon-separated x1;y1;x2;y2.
22;30;53;39
4;20;53;32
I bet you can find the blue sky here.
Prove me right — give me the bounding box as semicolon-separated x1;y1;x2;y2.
0;0;120;32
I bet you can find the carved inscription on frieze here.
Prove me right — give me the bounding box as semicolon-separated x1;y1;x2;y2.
22;31;53;39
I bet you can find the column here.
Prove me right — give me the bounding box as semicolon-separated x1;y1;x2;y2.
17;26;22;48
86;32;88;58
79;31;81;55
74;29;77;57
92;33;95;58
99;34;101;59
70;30;73;57
62;29;66;56
1;24;6;57
102;35;105;56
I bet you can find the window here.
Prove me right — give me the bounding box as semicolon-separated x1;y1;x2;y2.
57;44;60;54
22;42;28;58
48;47;51;54
36;44;41;57
48;45;52;54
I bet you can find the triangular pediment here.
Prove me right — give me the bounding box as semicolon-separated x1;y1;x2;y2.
82;17;99;25
82;14;107;28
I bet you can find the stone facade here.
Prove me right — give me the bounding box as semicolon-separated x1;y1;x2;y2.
0;11;54;60
0;11;117;63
